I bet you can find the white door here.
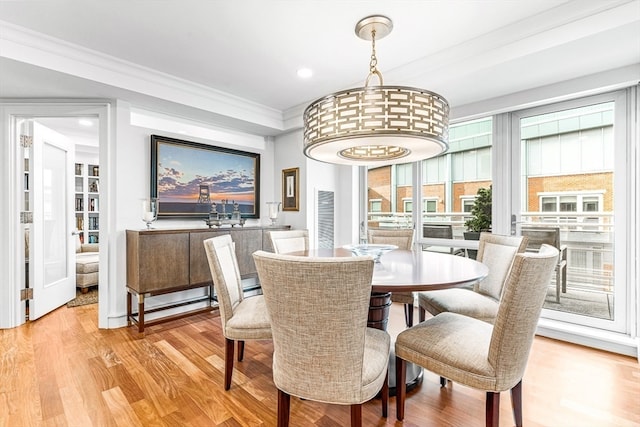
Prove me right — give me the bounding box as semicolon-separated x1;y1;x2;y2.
509;92;627;333
29;121;76;320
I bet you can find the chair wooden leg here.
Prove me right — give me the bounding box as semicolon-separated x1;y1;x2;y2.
237;340;245;361
395;357;407;420
510;380;523;427
404;303;414;327
380;371;389;418
419;307;426;323
277;389;290;427
486;391;500;427
350;403;362;427
224;338;234;390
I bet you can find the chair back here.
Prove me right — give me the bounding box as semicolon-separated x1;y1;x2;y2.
422;224;453;239
367;228;413;250
474;233;528;300
488;244;558;390
252;250;375;403
521;226;561;252
422;224;454;254
203;234;244;329
268;229;309;254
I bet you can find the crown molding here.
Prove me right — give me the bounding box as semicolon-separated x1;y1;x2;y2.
0;21;286;132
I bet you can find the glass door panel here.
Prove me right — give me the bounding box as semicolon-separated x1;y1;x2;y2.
512;95;625;331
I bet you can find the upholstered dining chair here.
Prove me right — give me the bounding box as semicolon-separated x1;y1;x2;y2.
252;250;390;427
367;228;415;327
203;234;272;390
396;244;559;427
418;232;528;324
268;229;309;254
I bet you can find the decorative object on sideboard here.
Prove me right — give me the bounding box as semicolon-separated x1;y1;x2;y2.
141;197;158;229
204;199;246;228
266;202;281;226
303;15;449;166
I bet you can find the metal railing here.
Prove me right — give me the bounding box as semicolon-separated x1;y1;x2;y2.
367;211;615;295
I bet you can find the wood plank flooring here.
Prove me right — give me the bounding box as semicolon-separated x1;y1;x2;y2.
1;302;638;427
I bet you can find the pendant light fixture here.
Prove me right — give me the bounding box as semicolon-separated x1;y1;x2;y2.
303;15;450;166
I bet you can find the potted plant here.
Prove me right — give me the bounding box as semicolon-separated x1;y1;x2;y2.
463;185;492;259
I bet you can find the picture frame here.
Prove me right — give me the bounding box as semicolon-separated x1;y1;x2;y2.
150;135;260;218
282;167;299;211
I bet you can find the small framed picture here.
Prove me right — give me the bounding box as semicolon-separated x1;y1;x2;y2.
282;167;299;211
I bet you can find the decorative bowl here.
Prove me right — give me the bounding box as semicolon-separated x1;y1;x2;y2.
343;244;398;263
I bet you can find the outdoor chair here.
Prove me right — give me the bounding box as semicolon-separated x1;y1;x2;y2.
521;226;567;302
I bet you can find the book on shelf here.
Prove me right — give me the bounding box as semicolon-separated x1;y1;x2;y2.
76;216;84;231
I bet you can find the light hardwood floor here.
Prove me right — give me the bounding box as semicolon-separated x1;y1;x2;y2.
1;302;638;427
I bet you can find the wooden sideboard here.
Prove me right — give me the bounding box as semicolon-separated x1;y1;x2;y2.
126;226;289;332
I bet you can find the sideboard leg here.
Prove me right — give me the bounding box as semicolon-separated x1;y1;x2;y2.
137;293;145;333
126;289;132;326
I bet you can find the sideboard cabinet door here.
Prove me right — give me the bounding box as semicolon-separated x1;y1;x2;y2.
126;231;190;293
189;230;230;285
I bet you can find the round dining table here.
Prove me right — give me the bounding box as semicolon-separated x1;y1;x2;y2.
287;247;489;394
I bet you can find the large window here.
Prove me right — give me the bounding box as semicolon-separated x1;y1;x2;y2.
366;117;493;239
516;98;619;327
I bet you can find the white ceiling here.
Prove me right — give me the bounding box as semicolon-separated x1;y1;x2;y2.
0;0;639;138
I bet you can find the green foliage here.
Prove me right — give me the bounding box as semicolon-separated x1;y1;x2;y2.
464;186;492;232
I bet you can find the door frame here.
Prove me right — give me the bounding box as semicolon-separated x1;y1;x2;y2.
0;101;111;329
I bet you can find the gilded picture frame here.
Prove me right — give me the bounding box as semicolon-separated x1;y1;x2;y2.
282;167;299;211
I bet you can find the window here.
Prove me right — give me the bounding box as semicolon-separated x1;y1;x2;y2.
370;199;382;213
403;198;412;213
462;198;475;213
423;198;437;213
538;193;602;215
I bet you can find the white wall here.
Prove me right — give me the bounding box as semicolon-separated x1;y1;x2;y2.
107;101;277;327
273;129;359;248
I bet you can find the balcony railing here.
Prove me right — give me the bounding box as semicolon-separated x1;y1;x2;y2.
367;211;615;320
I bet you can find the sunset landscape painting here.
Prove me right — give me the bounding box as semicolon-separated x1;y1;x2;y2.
151;135;260;217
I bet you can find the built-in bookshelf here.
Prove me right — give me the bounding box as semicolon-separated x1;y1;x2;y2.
75;162;99;243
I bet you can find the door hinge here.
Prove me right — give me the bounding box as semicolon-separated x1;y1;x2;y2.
20;288;33;301
20;134;33;148
20;211;33;224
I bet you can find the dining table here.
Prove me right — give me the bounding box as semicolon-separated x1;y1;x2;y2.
287;247;489;394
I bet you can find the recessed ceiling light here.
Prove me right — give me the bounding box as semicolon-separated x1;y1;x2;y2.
78;119;93;127
297;68;313;79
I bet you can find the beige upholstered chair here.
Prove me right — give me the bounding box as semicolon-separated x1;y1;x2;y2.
268;229;309;254
203;235;272;390
252;250;390;427
396;244;559;427
367;228;415;327
418;233;528;324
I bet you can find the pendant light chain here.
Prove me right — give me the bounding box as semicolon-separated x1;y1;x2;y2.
366;28;384;86
369;29;378;73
